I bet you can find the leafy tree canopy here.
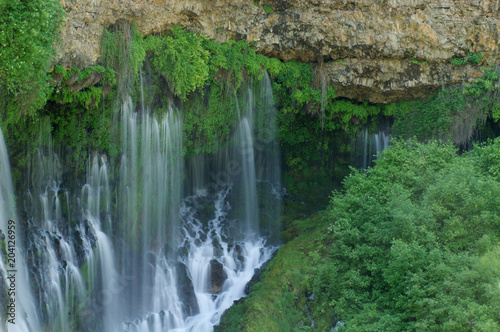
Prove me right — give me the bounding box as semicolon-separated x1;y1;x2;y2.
219;139;500;332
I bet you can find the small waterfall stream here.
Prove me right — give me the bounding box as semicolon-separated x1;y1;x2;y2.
351;120;391;169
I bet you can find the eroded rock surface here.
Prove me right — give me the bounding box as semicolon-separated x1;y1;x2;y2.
59;0;500;102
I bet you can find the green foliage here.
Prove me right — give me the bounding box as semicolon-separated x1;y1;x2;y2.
101;22;145;93
389;90;455;142
28;23;145;171
49;65;116;108
262;4;273;14
451;57;467;67
451;52;483;66
144;27;209;101
181;84;240;155
322;141;500;331
463;66;500;98
409;56;427;66
142;27;345;160
467;52;483;65
0;0;65;123
466;137;500;180
223;140;500;331
389;67;500;146
40;63;120;170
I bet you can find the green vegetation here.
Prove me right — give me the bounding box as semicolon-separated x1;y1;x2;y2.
467;52;483;65
139;27;344;160
43;64;120;170
451;57;467;67
100;22;146;93
389;67;500;146
451;52;483;66
0;0;65;124
219;139;500;331
409;56;427;66
144;27;209;101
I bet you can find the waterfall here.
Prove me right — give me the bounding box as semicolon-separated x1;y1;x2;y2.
351;119;391;169
1;69;281;331
0;127;41;332
117;96;186;331
235;108;259;236
119;72;280;331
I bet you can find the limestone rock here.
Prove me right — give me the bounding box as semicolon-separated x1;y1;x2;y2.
58;0;500;102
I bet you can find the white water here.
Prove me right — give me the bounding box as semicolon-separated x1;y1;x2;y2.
123;185;274;332
180;188;274;331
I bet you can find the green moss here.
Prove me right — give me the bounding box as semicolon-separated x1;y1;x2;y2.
144;27;209;101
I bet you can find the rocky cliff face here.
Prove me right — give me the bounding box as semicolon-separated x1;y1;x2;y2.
59;0;500;102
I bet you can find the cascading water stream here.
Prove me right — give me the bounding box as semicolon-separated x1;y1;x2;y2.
177;187;274;332
117;96;186;331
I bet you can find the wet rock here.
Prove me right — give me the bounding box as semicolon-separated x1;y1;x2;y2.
162;244;176;261
73;229;86;264
53;234;62;261
212;238;224;257
84;220;97;247
175;262;199;318
209;259;228;294
232;244;245;268
174;246;189;261
199;232;207;242
159;310;175;327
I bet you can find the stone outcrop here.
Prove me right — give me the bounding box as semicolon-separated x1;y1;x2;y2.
209;259;228;294
58;0;500;102
322;58;485;102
